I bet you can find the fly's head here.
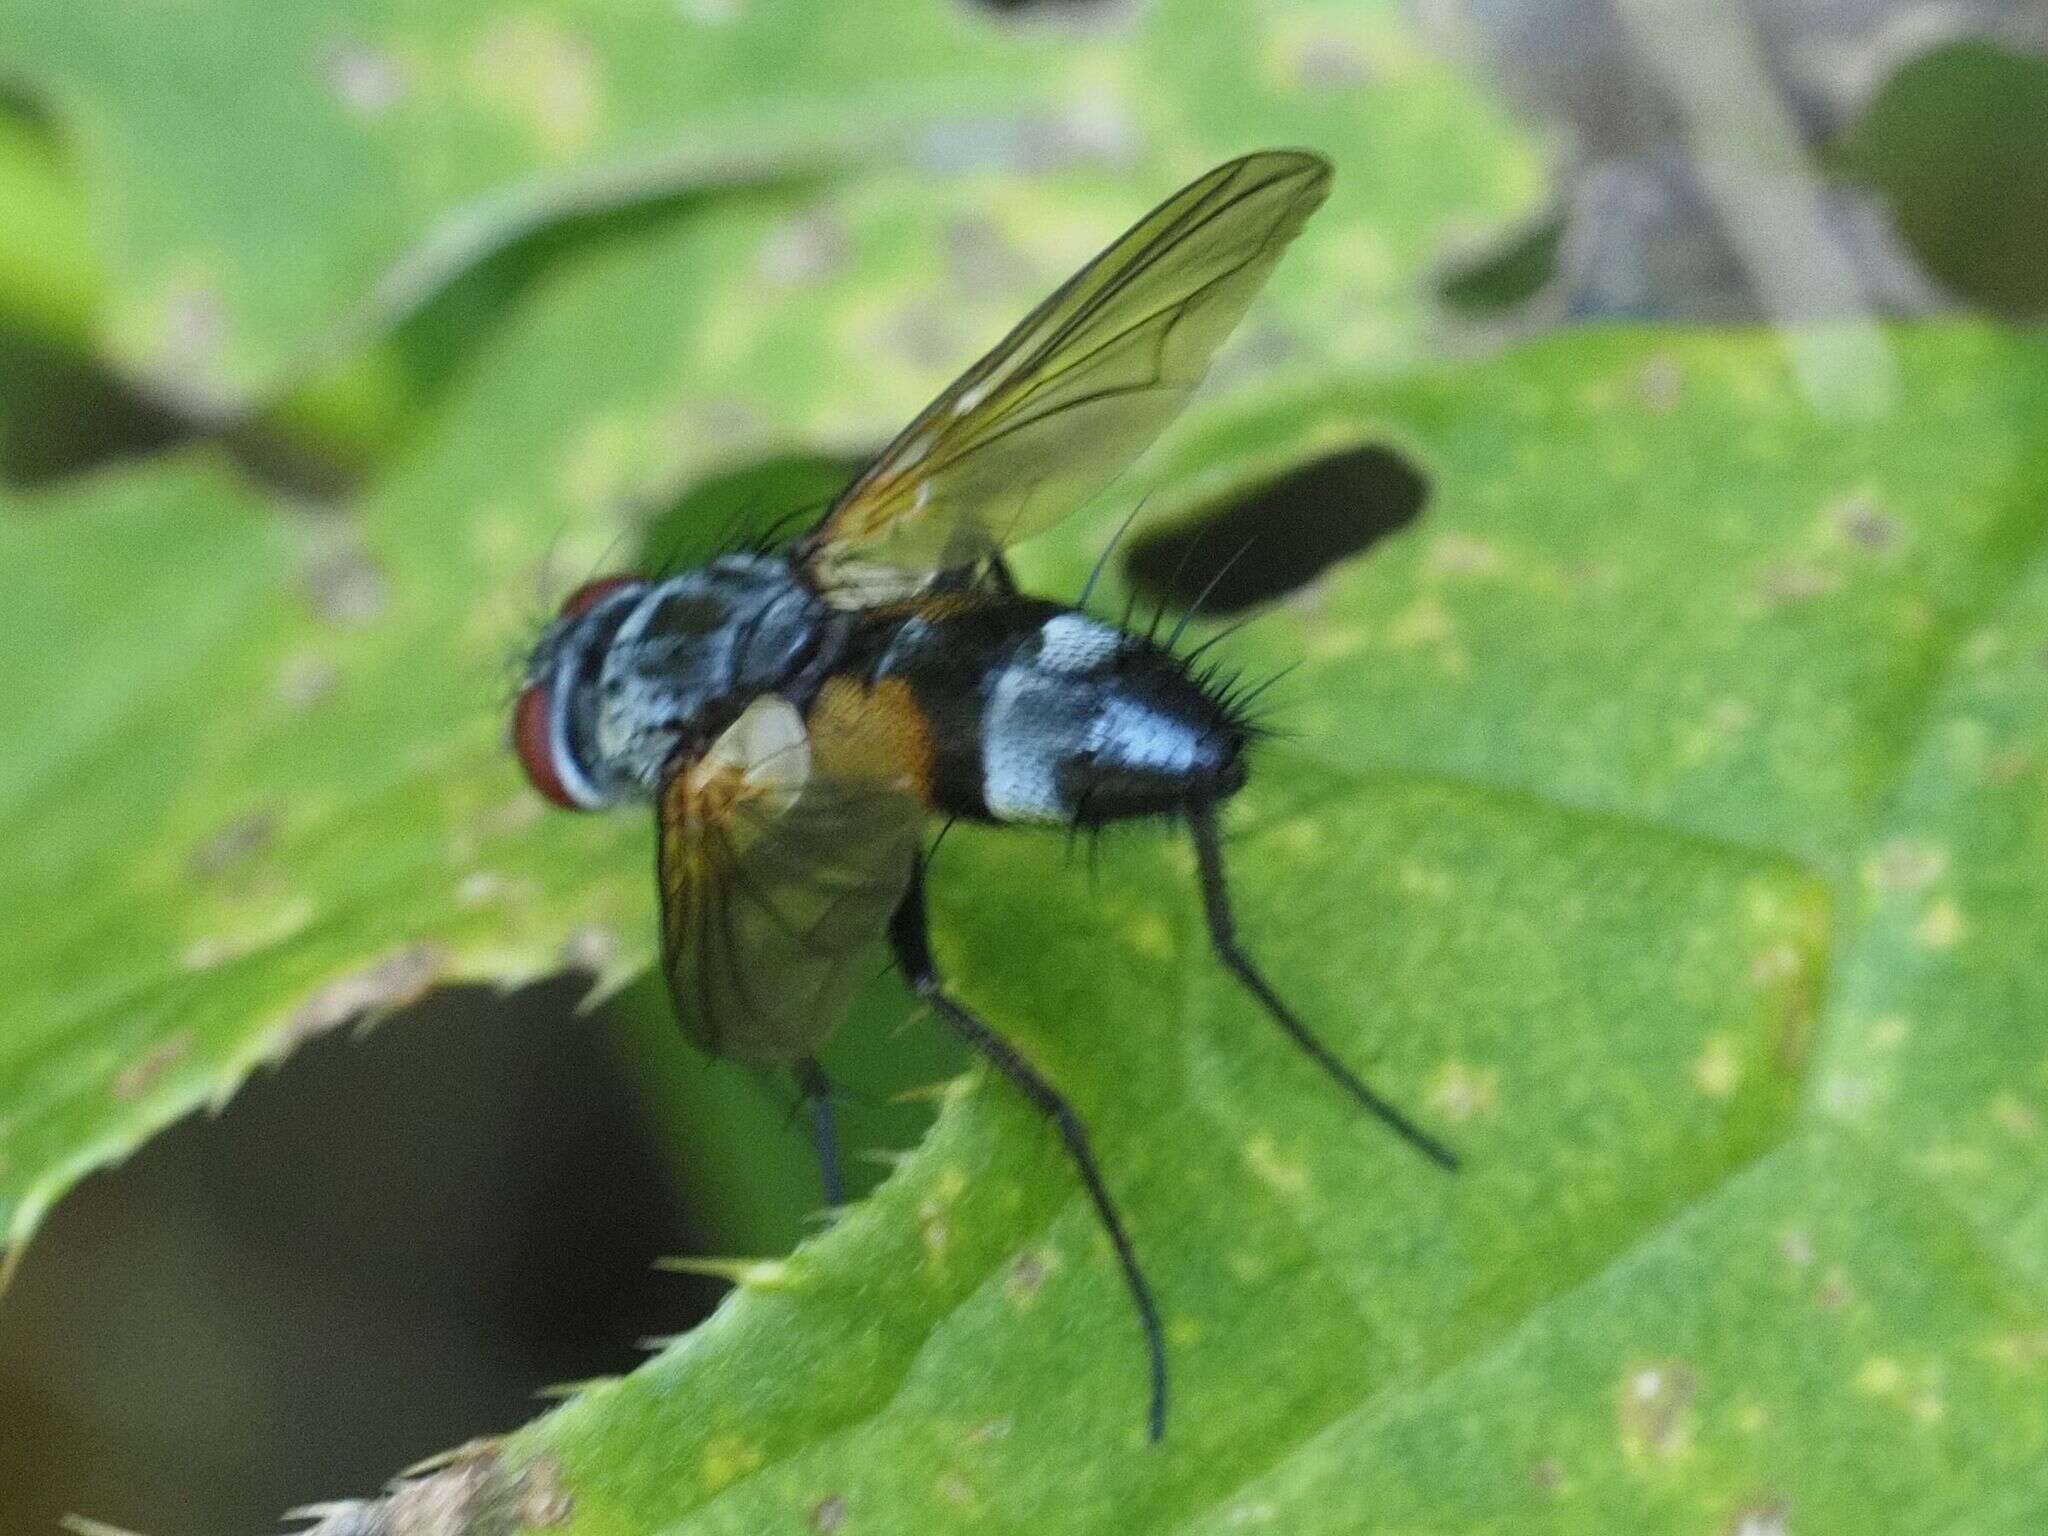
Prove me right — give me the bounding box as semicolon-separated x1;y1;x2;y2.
512;575;647;810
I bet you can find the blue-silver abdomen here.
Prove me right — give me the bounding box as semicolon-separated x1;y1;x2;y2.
872;603;1248;826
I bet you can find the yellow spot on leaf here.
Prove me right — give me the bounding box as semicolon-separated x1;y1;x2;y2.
1747;942;1803;989
1386;594;1453;649
1428;1060;1499;1123
1125;911;1173;961
1397;861;1453;901
1429;533;1504;575
1615;1362;1695;1462
1691;1035;1742;1099
1991;1093;2040;1141
466;16;601;154
1304;626;1365;662
1862;839;1947;895
1870;1015;1910;1049
1985;1330;2048;1370
700;1433;764;1494
1916;898;1967;950
111;1033;194;1102
1242;1135;1311;1199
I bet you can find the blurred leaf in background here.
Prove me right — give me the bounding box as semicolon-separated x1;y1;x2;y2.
0;0;2044;1532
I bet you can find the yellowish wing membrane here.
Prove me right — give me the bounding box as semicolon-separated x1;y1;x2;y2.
804;150;1331;579
657;696;922;1065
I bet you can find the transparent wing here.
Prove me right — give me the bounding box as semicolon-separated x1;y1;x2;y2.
801;150;1331;581
657;697;922;1066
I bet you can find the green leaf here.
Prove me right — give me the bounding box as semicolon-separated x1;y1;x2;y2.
449;324;2045;1533
0;0;1539;417
1071;326;2048;873
0;0;1054;410
2;21;2041;1525
11;321;2045;1530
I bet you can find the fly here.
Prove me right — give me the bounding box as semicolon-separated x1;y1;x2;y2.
511;150;1456;1442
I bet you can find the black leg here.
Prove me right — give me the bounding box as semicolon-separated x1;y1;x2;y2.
888;859;1168;1443
796;1055;845;1210
1189;804;1460;1173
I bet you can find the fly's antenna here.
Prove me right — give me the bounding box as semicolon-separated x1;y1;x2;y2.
1186;803;1459;1172
1164;535;1259;654
1077;499;1149;612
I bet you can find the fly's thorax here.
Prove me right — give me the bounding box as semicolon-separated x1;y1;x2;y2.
881;605;1249;827
519;556;829;809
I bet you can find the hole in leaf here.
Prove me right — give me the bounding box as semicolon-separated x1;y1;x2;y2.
1122;445;1428;616
0;963;960;1535
0;980;707;1535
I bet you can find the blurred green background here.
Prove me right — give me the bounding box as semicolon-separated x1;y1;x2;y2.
0;2;2044;1532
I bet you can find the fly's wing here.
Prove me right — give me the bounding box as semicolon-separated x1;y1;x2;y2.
800;150;1331;584
657;695;922;1066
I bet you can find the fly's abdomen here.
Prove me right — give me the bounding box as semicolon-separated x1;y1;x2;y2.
881;606;1249;827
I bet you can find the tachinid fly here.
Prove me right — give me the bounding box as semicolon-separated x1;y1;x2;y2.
513;150;1455;1442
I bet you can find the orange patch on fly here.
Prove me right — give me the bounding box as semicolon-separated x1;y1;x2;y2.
809;676;937;804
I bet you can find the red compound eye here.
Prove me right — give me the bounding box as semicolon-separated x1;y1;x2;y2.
512;684;582;810
559;574;640;620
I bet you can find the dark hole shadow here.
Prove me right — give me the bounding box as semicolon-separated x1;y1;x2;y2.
0;958;963;1536
1122;445;1429;617
0;330;190;488
0;980;718;1536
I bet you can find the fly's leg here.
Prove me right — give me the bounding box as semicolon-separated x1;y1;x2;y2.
795;1055;845;1210
888;857;1168;1443
1188;803;1460;1173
